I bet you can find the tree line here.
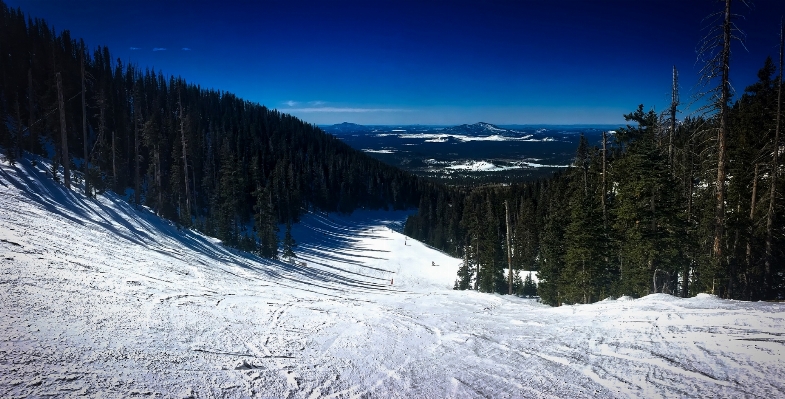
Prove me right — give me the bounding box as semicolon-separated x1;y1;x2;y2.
0;0;424;258
406;3;784;303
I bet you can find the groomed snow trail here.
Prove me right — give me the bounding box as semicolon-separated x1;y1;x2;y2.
1;156;784;398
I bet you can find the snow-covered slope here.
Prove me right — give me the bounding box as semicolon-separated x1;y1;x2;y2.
1;155;784;398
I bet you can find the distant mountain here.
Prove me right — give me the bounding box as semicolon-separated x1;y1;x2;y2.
321;122;370;134
441;122;517;136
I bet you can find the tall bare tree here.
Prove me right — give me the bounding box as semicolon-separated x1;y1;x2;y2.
765;19;783;294
133;86;140;205
669;66;679;169
697;0;749;270
178;87;191;220
602;130;607;227
81;41;89;196
27;68;35;154
505;200;512;295
56;72;70;189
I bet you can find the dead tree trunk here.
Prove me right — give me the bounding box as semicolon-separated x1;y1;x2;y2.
134;99;140;206
682;133;695;298
474;241;479;291
97;91;108;185
13;96;22;162
670;66;679;170
81;43;89;196
56;72;70;189
179;89;191;219
765;19;783;296
156;145;162;214
112;129;117;187
713;0;732;264
602;130;607;228
505;200;513;295
746;164;759;273
27;68;35;154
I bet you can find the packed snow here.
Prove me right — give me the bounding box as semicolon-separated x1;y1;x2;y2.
1;155;784;398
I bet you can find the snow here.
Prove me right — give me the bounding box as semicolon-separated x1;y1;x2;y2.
361;149;396;154
520;161;569;168
447;161;507;172
446;160;569;172
2;154;784;398
389;133;549;143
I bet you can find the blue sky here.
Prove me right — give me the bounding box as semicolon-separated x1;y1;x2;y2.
8;0;785;125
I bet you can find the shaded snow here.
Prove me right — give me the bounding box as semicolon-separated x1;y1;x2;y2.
1;154;784;398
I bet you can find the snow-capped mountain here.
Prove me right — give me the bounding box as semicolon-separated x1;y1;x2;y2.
441;122;519;136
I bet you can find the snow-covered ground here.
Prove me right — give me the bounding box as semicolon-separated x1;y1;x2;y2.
446;160;569;172
1;155;784;398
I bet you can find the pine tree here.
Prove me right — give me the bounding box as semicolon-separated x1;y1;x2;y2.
477;197;502;293
537;175;568;306
562;137;606;303
283;221;296;260
454;249;473;290
522;272;538;297
612;106;687;297
253;184;279;259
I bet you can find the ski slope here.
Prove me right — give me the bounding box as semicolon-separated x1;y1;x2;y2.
1;155;784;398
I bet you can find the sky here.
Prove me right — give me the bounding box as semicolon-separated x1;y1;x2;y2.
7;0;785;125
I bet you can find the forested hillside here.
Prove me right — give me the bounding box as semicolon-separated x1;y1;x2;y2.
406;59;785;303
0;1;422;257
2;0;783;305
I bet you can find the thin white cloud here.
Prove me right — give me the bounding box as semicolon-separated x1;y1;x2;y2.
284;100;299;107
284;107;409;113
153;48;167;51
308;101;326;106
129;47;141;50
182;47;191;51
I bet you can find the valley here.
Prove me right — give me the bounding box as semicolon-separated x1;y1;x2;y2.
324;123;616;184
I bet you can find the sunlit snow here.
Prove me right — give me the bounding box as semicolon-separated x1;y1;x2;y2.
1;154;783;398
361;149;396;154
446;161;569;172
392;133;547;143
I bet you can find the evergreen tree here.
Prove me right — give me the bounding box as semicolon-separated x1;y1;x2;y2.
536;176;567;305
454;257;473;290
522;272;538;297
283;221;296;260
612;106;687;298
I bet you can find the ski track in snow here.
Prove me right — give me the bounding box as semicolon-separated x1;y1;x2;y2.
1;155;784;398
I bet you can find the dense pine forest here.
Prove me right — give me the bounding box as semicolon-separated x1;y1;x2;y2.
0;1;422;258
406;56;785;303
